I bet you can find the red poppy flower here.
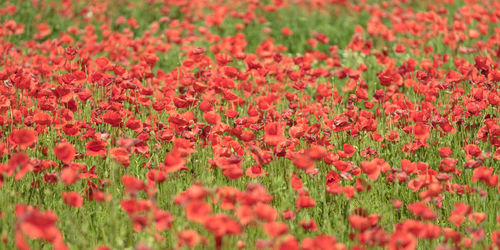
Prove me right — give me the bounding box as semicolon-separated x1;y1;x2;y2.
95;57;109;69
302;234;338;250
326;170;340;186
109;148;130;166
291;152;315;171
446;70;462;83
186;200;212;223
203;213;241;237
61;167;79;185
53;142;76;163
203;111;221;125
296;196;315;210
164;152;185;173
177;229;204;248
263;122;285;146
264;222;288;237
254;203;278;222
0;142;5;158
378;67;402;87
9;129;38;150
125;116;143;133
360;158;390;181
222;166;243;180
408;202;436;220
85;140;106;156
307;145;326;160
438;147;452;158
62;191;83;208
342;144;356;157
122;175;145;195
343;186;355;199
15;204;67;248
7;153;33;180
439;158;458;174
388;230;416;250
147;169;167;183
245;165;264;178
34;112;52;125
102;111;122;127
290;172;303;191
413;123;430;141
35;23;51;40
472;166;498;187
464;144;481;158
348;214;370;231
289;126;305;138
301;219;317;231
469;212;486;224
385;131;399;142
282;210;296;220
401;159;418;175
282;27;292;36
154;209;174;231
95;246;112;250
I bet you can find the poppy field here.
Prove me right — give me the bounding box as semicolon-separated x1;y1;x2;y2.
1;0;500;249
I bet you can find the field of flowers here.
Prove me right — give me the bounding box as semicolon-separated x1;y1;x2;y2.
1;0;500;249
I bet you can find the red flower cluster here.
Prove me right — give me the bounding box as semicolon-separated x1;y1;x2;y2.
1;0;500;249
